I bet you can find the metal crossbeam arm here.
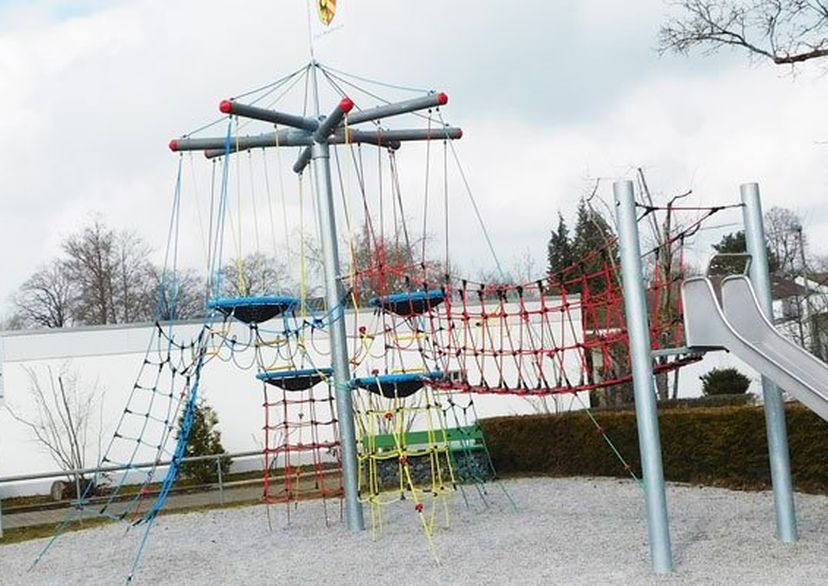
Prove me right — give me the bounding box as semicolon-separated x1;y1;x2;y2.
194;126;460;160
169;129;311;153
293;147;313;173
313;97;354;142
335;128;401;148
294;127;405;173
346;92;447;125
354;127;462;142
201;127;459;161
219;99;318;132
199;127;414;161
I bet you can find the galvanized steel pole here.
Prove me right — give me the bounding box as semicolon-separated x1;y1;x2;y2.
740;182;798;542
309;65;364;532
614;180;673;573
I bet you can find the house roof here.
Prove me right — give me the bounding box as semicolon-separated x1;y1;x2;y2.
809;272;828;287
771;275;808;300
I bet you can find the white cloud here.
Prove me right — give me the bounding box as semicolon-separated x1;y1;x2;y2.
1;0;827;317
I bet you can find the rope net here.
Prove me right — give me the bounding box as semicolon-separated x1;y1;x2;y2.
206;304;346;520
354;383;454;560
350;223;698;402
260;375;344;519
31;61;734;582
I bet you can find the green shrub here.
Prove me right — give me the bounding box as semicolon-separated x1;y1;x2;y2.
177;398;232;485
700;367;751;396
596;393;754;411
480;404;828;493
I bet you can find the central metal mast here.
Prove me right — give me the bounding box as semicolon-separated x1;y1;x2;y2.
169;61;461;532
307;62;364;531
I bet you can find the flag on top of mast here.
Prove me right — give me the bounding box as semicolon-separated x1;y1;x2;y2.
318;0;336;26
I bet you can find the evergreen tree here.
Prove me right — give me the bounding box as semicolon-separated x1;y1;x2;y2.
571;201;617;294
700;367;751;396
547;213;574;280
177;398;232;485
709;231;779;277
545;201;624;407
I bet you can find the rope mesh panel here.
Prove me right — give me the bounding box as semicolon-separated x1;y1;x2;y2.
350;234;697;398
30;60;736;583
354;384;455;561
261;377;344;523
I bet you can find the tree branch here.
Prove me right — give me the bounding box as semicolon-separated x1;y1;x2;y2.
660;0;828;66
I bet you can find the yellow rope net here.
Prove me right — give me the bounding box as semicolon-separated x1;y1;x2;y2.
354;382;456;563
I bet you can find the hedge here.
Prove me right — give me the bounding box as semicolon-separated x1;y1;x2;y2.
480;404;828;493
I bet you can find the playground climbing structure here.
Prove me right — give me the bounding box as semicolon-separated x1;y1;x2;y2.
28;60;726;582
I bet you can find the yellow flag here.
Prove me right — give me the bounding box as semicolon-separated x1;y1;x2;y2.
318;0;336;26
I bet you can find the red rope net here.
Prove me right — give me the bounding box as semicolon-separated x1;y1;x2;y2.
348;219;700;400
261;383;344;511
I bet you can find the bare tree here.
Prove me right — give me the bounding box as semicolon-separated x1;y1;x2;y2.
62;219;116;324
111;230;156;323
219;252;296;298
0;312;27;330
62;219;157;325
153;267;207;321
637;169;694;401
5;365;103;493
12;219;213;328
510;248;541;285
12;260;77;328
659;0;828;66
764;206;804;274
301;221;448;305
521;394;562;415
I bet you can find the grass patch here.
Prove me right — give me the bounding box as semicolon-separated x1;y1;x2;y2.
0;496;267;546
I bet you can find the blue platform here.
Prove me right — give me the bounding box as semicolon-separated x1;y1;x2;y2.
257;367;333;391
352;370;443;398
369;289;444;316
208;295;299;324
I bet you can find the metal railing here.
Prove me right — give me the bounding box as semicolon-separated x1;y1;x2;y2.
0;450;266;537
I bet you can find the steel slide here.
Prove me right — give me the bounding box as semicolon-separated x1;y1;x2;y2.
681;275;828;422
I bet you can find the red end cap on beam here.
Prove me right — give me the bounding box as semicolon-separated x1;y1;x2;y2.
339;96;354;113
168;139;178;152
219;99;234;114
437;92;448;105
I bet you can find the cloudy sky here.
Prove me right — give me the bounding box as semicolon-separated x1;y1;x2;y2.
1;0;827;317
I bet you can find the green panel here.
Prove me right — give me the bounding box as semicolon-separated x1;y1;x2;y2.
366;425;485;451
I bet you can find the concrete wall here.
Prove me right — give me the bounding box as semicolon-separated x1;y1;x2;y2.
0;299;590;495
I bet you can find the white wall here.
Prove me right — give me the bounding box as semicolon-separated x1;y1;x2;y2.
0;298;590;495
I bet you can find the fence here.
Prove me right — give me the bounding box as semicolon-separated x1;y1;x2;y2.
0;450;272;537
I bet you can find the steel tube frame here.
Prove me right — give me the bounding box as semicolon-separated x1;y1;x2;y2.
740;182;798;542
362;127;462;142
171;129;309;152
293;128;407;173
614;180;673;573
307;61;364;532
162;68;465;534
345;92;447;125
310;139;364;532
219;100;318;132
194;127;460;159
293;146;313;174
313;98;353;142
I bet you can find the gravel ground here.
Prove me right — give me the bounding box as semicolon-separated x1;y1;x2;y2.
2;477;827;585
